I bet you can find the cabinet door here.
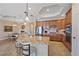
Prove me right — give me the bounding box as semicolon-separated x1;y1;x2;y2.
50;34;62;42
50;35;55;41
65;9;72;26
36;21;43;26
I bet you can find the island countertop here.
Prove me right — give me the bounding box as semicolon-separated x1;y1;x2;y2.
17;33;49;44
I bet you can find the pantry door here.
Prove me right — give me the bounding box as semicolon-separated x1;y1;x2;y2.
72;4;79;56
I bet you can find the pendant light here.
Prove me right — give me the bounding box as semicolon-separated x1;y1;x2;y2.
24;3;30;22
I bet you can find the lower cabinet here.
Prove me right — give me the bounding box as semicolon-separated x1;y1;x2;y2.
50;34;65;42
50;34;71;51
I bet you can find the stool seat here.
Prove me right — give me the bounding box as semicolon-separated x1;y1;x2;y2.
16;41;37;56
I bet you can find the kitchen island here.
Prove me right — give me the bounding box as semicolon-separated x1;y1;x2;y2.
16;32;71;56
16;33;49;56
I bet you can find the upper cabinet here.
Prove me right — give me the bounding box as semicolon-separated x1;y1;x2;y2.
36;9;71;29
48;19;65;29
36;21;49;27
65;9;72;26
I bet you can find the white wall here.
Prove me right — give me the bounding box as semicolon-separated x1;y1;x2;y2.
0;20;21;40
0;20;36;40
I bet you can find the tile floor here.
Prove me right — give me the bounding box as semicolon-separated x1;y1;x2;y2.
0;39;71;56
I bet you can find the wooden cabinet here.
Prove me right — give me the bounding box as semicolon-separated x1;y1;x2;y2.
50;34;65;42
36;20;66;30
62;38;71;51
49;33;71;51
36;21;43;26
36;21;49;27
65;9;72;26
48;20;65;29
36;9;71;30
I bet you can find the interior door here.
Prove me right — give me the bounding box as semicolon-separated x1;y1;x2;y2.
72;4;79;56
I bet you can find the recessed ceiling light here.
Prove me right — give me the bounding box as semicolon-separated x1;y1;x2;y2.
29;8;31;10
46;9;49;12
61;14;65;16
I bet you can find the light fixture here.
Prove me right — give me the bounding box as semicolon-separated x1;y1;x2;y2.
46;9;49;12
25;16;29;20
24;12;30;22
61;14;65;16
24;3;30;22
29;8;31;10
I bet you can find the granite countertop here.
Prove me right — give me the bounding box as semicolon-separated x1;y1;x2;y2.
50;31;65;35
36;31;65;36
17;34;49;44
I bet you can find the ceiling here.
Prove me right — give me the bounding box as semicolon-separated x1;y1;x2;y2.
0;3;72;23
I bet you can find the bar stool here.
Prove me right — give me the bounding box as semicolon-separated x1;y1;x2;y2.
16;41;37;56
21;42;30;56
16;40;22;56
